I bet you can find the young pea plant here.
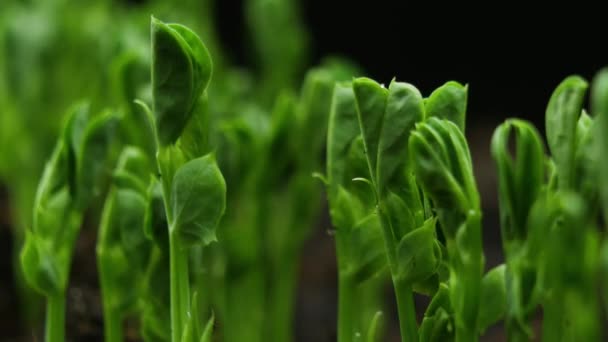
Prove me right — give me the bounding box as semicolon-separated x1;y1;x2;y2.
539;76;601;342
325;82;388;342
212;61;354;342
409;83;508;341
409;116;483;342
491;119;546;341
148;17;226;342
96;146;153;342
352;77;444;342
20;103;118;342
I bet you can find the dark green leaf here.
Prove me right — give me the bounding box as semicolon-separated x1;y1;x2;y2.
376;81;424;197
75;110;119;208
395;217;441;283
327;83;359;188
170;153;226;247
353;77;388;183
151;17;212;145
144;177;168;246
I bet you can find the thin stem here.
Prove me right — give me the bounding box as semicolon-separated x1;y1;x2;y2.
102;307;123;342
266;256;298;342
169;232;191;342
376;207;418;342
337;274;355;342
393;279;418;342
45;294;65;342
157;155;191;342
99;261;123;342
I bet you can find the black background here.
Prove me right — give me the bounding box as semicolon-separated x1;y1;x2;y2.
217;1;607;129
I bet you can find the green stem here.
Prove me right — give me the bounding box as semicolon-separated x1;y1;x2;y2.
103;307;123;342
506;320;530;342
455;326;476;342
169;232;191;342
393;279;418;342
338;274;355;342
377;207;418;342
266;256;298;342
45;294;65;342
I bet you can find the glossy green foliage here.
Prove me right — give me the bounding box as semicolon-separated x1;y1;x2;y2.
395;217;441;284
152;17;212;146
327;83;385;281
410;117;483;341
170;154;226;247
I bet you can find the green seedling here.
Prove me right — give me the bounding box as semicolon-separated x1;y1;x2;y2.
20;103;118;342
149;17;226;342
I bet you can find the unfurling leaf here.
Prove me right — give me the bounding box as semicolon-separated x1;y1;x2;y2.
151;17;212;146
491;119;545;243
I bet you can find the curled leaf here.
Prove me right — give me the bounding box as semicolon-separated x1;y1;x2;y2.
491;119;544;243
545;75;587;190
151;17;212;145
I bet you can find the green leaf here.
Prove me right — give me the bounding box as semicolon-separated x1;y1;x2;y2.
62;102;90;197
295;68;336;166
144;177;168;246
425;81;468;132
345;213;387;283
477;264;506;333
75;110;119;208
365;311;383;342
376;81;424;197
353;77;389;184
330;186;363;231
395;217;441;284
200;314;215;342
409;118;479;236
179;94;210;160
21;231;61;296
573;112;599;207
151;17;213;145
545;75;588;190
327;83;360;188
419;284;454;342
491;119;545;243
170;153;226;247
